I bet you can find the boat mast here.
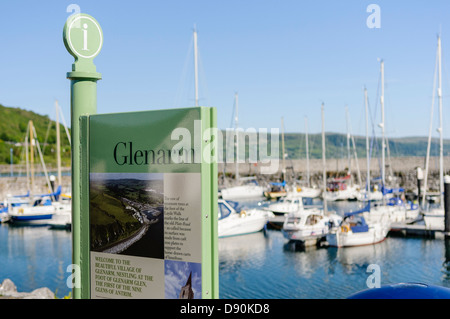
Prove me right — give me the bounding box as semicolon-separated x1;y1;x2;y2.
234;92;239;181
281;117;286;181
25;124;30;193
346;105;351;178
305;116;310;187
348;108;362;187
379;60;385;201
29;120;34;192
365;87;370;198
422;36;441;207
56;100;62;190
193;25;199;106
438;35;444;206
321;103;327;214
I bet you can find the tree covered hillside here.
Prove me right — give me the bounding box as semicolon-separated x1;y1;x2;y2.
0;104;71;166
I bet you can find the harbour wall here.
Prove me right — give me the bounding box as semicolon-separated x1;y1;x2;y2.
219;156;448;192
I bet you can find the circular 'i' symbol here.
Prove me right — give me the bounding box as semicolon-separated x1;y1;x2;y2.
64;14;103;60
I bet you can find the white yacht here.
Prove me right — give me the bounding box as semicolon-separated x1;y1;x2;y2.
282;203;342;246
326;204;390;248
218;199;273;238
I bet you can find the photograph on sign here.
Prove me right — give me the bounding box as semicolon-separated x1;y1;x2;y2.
165;260;201;299
90;173;164;258
89;172;202;299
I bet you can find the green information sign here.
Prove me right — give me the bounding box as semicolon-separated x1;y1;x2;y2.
79;107;218;299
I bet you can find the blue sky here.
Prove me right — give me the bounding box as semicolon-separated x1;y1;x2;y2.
1;1;450;139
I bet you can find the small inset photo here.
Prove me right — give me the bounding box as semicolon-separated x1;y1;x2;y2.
164;260;201;299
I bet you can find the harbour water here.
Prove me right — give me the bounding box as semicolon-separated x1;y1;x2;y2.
1;198;450;299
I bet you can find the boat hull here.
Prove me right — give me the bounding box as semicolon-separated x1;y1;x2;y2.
423;214;444;231
218;210;269;238
8;205;56;225
10;213;54;225
326;225;388;248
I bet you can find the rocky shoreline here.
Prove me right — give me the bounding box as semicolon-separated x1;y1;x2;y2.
0;279;56;299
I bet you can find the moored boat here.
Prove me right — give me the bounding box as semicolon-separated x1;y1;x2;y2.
218;199;273;238
282;208;342;246
326;204;390;248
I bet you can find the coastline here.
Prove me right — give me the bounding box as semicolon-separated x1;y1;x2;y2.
101;223;150;255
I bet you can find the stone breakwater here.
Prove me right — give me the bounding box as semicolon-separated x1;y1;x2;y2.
0;175;71;200
0;156;446;199
0;279;55;299
219;156;449;192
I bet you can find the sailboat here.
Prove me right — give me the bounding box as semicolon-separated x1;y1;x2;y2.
326;203;390;247
356;88;383;202
323;174;360;201
283;104;343;246
323;108;361;201
218;199;273;238
8;120;57;224
291;116;321;198
8;103;71;225
422;36;445;230
219;93;266;200
48;100;72;229
264;117;288;199
364;60;418;224
282;205;342;245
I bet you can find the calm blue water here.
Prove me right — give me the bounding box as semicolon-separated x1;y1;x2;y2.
1;198;450;299
0;224;72;298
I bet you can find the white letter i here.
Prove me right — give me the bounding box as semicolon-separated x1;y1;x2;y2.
82;23;88;51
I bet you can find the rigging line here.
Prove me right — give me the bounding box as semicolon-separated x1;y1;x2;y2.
365;67;382;176
57;103;71;146
422;41;439;205
42;119;52;155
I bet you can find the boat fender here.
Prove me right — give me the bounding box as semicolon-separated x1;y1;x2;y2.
340;225;350;233
18;208;24;214
240;210;247;218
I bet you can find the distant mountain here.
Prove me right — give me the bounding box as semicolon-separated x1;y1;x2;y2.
0;104;445;166
282;132;448;159
0;104;71;166
220;131;449;161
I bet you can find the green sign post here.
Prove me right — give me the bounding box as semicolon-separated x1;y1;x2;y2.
63;13;103;299
64;14;218;299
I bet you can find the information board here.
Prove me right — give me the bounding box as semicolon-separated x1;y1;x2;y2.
81;107;218;299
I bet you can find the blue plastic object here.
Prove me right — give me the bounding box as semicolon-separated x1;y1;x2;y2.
348;283;450;299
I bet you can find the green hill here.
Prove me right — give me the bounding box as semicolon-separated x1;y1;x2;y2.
221;131;449;161
0;104;71;166
0;104;446;166
282;132;448;159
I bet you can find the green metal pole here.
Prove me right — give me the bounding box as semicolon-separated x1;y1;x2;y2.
63;13;103;299
69;77;100;300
